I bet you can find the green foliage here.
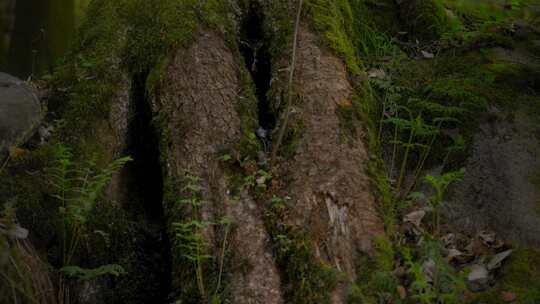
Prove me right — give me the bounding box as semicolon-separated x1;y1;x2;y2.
352;237;399;303
265;196;341;304
420;169;464;234
472;248;540;303
49;144;131;228
498;248;540;302
50;0;234;160
305;0;361;73
172;170;231;303
47;143;131;287
60;264;127;280
173;171;212;301
400;0;461;40
403;239;467;304
122;0;232;75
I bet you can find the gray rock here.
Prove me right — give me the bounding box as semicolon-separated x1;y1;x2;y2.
446;107;540;247
0;72;42;154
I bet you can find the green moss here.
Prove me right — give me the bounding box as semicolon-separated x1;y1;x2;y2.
0;144;57;247
304;0;361;73
400;0;460;40
122;0;232;75
233;61;262;161
265;198;342;304
501;249;540;301
472;248;540;304
350;237;398;303
50;0;233;162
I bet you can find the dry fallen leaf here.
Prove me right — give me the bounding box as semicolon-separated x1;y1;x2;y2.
8;146;27;159
500;291;517;302
404;210;426;227
421;50;435;59
487;249;512;271
396;285;407;300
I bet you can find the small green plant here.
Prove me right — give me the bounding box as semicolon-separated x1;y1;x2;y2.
174;171;211;301
403;239;467;304
48;144;131;303
60;264;127;280
48;144;131;266
173;170;231;302
422;169;465;234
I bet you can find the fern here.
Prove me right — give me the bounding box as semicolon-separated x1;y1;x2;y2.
60;264;127;280
423;169;465;234
48;143;131;272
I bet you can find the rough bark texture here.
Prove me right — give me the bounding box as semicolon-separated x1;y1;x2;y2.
0;0;15;61
274;26;384;302
157;30;283;304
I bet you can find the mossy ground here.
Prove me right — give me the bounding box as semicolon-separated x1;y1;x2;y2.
472;248;540;304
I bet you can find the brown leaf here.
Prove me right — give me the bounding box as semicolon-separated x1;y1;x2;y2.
8;146;27;159
500;291;517;302
396;285;407;300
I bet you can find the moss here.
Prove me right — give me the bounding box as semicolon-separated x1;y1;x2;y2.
472;248;540;304
304;0;361;73
0;144;58;248
49;0;234;162
501;248;540;301
233;58;263;161
264;198;342;304
399;0;460;40
350;237;398;303
122;0;233;75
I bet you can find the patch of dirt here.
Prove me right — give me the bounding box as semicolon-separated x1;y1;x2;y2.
447;107;540;246
273;26;385;303
157;30;283;303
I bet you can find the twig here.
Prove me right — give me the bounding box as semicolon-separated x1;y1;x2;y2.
0;156;10;174
214;221;230;296
270;0;303;167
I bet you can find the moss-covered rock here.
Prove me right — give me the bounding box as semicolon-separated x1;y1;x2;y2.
398;0;458;40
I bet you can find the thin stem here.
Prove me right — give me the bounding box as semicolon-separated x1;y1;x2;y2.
214;223;230;296
196;244;206;301
396;127;416;194
270;0;303;166
389;123;399;178
0;155;10;173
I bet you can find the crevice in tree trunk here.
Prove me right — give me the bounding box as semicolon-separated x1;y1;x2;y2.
239;1;274;132
120;73;172;303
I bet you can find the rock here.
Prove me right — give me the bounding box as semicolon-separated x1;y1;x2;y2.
0;72;42;155
487;249;512;271
467;264;490;291
447;106;540;246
